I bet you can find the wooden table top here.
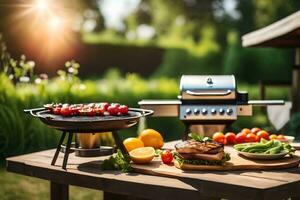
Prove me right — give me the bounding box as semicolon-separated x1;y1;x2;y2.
6;141;300;200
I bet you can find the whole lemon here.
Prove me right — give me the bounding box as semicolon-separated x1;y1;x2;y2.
139;129;164;149
123;137;144;152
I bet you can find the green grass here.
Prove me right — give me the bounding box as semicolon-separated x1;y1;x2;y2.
0;169;102;200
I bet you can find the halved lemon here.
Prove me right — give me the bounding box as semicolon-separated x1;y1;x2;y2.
129;147;155;164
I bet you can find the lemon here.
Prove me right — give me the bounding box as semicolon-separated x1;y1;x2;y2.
123;137;144;152
139;129;164;149
129;147;155;164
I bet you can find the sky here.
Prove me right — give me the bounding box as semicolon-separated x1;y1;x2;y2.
98;0;140;31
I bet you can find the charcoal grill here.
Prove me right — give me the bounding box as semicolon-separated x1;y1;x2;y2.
24;107;153;169
139;75;284;139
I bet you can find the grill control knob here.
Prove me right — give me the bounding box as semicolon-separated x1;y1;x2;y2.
201;108;208;115
194;108;200;115
211;108;217;115
219;108;225;115
185;108;192;115
226;108;233;115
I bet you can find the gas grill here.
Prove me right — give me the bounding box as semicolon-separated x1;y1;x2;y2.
139;75;284;139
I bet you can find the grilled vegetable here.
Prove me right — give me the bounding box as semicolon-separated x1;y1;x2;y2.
46;102;129;117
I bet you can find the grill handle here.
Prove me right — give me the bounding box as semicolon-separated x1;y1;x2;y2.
186;90;231;96
248;100;285;106
24;107;45;117
129;108;154;117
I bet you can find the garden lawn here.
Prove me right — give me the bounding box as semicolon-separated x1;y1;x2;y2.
0;168;102;200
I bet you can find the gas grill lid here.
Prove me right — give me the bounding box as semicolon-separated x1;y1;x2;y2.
180;75;236;100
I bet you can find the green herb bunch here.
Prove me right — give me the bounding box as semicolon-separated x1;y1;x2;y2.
101;150;132;172
189;133;212;142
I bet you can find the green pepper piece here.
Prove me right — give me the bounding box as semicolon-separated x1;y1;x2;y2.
241;140;274;152
234;144;250;151
248;148;266;153
264;141;283;154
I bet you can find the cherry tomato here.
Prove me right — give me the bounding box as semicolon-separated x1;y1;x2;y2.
225;132;236;144
245;133;257;143
241;128;251;135
94;107;105;116
101;103;110;111
277;134;286;139
276;134;287;141
235;132;247;143
161;150;173;164
112;103;120;108
60;107;71;117
118;105;129;115
69;106;81;115
213;132;227;145
87;108;96;117
87;103;95;108
269;134;277;140
53;107;61;115
251;127;261;135
256;130;269;141
107;105;119;115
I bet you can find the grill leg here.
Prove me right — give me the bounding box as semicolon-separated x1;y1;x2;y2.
62;132;73;170
183;123;190;141
112;131;128;155
51;131;67;166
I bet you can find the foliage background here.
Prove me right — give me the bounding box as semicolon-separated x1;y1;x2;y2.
0;0;299;162
1;1;300;199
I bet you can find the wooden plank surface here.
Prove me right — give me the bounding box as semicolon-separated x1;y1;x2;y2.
5;142;300;200
136;145;300;171
5;149;214;200
242;11;300;47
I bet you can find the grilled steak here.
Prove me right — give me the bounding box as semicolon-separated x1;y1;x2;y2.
175;140;224;154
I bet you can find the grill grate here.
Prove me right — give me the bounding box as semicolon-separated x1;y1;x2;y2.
24;107;153;170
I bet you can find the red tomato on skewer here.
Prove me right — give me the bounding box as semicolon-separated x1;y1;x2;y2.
118;105;129;115
53;107;61;115
107;105;119;116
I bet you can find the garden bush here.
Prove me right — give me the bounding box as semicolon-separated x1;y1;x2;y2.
223;32;294;83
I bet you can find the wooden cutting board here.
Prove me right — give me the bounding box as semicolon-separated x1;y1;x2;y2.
132;146;300;175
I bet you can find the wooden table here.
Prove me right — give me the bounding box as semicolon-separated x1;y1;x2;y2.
6;142;300;200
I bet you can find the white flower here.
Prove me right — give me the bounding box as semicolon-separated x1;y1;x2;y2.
35;78;42;84
19;76;30;83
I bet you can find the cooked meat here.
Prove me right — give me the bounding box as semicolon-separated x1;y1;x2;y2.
178;151;224;161
175;140;223;154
